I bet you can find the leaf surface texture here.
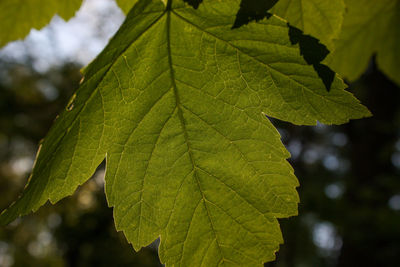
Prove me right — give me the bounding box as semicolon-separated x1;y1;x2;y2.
0;0;370;265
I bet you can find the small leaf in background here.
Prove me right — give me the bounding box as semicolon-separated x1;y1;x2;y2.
324;0;400;85
0;0;370;266
0;0;83;48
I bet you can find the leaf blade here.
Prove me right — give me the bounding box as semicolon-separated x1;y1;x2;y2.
0;0;371;265
0;0;166;225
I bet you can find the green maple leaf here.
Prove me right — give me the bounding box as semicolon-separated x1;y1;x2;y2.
324;0;400;85
270;0;345;49
0;0;83;48
0;0;370;265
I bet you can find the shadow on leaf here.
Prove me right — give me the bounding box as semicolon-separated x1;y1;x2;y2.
181;0;335;91
183;0;203;9
233;0;279;28
233;0;334;91
288;26;335;91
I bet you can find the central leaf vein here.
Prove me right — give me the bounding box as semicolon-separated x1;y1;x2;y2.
166;9;225;262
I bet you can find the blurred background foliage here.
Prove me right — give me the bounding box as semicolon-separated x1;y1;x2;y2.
0;0;399;266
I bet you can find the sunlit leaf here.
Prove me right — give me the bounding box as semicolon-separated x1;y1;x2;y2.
0;0;370;265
